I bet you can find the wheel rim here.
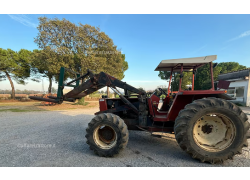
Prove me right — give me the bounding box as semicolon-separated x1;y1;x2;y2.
193;113;236;152
93;125;117;149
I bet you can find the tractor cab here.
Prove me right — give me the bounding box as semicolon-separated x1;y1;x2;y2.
147;55;231;121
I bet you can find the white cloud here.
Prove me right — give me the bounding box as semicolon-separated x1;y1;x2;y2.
219;45;231;51
226;30;250;42
8;14;37;28
191;45;206;54
186;45;207;56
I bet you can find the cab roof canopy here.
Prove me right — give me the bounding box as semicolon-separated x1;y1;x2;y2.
154;55;217;72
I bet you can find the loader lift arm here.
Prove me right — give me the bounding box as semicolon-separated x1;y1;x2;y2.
29;67;146;113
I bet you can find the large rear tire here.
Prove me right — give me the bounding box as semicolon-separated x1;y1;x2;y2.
174;97;249;164
86;113;129;157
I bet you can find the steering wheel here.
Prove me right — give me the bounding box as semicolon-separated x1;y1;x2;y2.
158;88;168;96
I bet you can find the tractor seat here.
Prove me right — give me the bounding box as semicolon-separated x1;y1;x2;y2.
153;104;168;113
158;96;171;112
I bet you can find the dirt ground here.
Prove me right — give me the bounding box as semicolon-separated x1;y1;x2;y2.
0;100;99;112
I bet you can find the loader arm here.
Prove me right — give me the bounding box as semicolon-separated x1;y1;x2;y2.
29;67;146;107
64;71;145;99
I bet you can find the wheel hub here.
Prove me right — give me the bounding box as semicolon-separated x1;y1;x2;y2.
193;114;236;152
201;124;213;134
93;125;117;149
98;126;116;144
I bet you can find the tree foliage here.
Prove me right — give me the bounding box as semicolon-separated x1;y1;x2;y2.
31;48;70;93
51;87;57;94
217;62;246;74
158;71;192;91
158;62;248;91
194;63;221;90
194;62;247;90
0;48;31;99
33;17;128;93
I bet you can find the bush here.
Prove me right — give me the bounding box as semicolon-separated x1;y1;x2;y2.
78;97;85;105
74;97;89;106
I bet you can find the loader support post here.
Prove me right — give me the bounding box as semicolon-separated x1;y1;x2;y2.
57;67;65;100
210;61;214;90
179;63;183;92
168;69;173;95
192;69;195;91
110;87;139;114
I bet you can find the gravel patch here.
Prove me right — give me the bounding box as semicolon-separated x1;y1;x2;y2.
0;107;249;167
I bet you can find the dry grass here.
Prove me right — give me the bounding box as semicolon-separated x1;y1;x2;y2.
0;100;99;112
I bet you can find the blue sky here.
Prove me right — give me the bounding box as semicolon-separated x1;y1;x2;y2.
1;14;250;91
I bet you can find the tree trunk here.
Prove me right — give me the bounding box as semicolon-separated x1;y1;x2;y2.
5;71;15;99
48;76;52;94
107;86;109;98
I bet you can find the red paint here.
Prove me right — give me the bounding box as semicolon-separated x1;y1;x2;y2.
218;80;231;89
148;90;227;122
167;70;173;95
99;99;108;111
192;72;194;90
178;90;225;95
166;94;193;121
147;94;168;119
166;91;226;121
154;115;168;121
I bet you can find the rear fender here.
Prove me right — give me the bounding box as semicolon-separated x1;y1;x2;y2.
167;92;233;121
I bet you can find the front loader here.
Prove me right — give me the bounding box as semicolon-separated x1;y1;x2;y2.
30;55;250;164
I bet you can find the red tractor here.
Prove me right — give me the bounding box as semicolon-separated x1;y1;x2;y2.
30;55;250;164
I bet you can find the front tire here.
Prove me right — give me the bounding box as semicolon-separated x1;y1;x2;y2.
86;113;129;157
174;98;249;164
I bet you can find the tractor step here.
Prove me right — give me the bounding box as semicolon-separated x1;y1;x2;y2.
151;134;162;138
147;126;174;133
